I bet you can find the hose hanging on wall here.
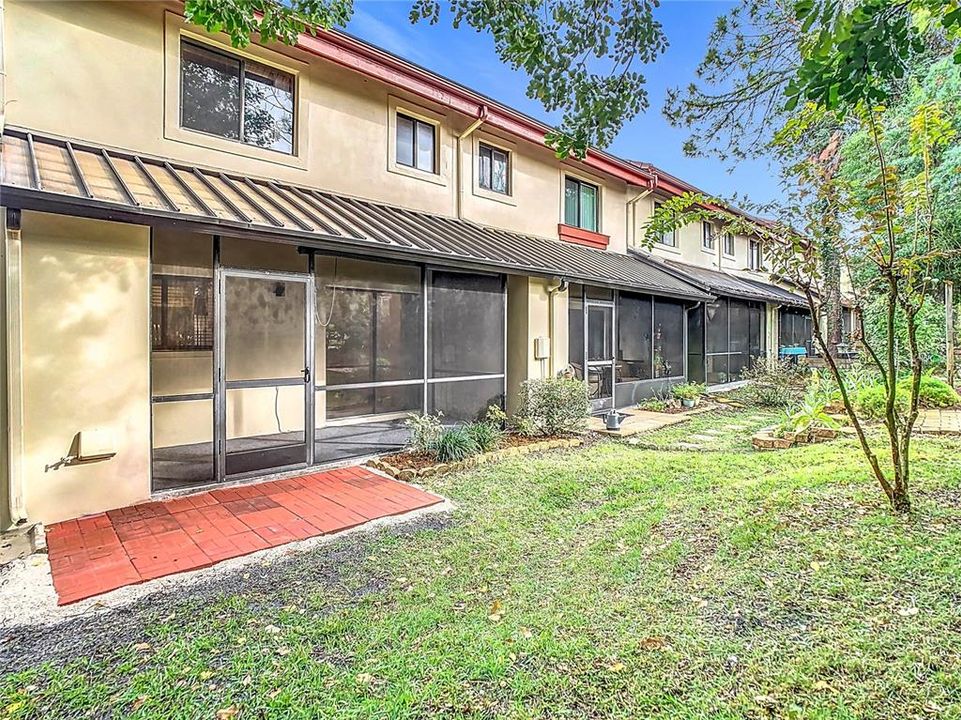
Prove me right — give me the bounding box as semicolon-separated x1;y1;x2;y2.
316;257;339;328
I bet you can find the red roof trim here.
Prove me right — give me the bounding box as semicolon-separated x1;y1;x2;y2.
291;29;655;188
557;223;610;250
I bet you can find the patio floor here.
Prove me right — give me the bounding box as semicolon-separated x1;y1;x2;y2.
45;466;442;605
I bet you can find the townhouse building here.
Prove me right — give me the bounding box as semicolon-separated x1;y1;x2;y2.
0;1;815;527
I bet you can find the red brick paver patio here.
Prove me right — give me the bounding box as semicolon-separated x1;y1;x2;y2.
45;466;442;605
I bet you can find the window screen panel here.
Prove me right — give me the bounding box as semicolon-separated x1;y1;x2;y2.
429;378;505;422
729;300;750;354
616;292;652;382
416;121;435;172
152;276;214;352
396;115;415;168
706;300;729;353
242;59;294;153
491;148;508;193
564;178;579;226
428;271;505;378
316;256;422;387
579;183;597;231
479;145;492;189
326;384;422;420
653;299;684;378
568;286;585;379
587;305;614;361
181;42;241;141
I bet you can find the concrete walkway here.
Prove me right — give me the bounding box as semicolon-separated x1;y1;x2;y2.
589;404;716;437
915;408;961;435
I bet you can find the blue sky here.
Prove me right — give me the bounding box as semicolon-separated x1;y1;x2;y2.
346;1;783;206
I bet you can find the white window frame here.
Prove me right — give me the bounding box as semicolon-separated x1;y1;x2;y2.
654;202;677;248
563;174;601;232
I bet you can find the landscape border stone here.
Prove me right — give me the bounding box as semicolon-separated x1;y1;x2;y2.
368;437;583;480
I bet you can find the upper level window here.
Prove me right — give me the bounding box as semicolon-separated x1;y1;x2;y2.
702;222;715;250
180;40;294;154
479;143;510;194
654;202;676;247
396;113;436;173
564;177;598;232
748;239;764;270
723;232;735;256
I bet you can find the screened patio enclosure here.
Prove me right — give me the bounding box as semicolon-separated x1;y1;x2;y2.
685;297;766;386
568;283;688;411
150;232;506;491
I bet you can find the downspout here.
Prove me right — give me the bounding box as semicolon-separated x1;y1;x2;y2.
455;105;488;220
626;168;657;251
546;277;568;377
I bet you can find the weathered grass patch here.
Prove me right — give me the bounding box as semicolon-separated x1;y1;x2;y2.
2;409;960;719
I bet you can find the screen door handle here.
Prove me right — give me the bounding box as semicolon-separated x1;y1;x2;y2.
302;366;310;384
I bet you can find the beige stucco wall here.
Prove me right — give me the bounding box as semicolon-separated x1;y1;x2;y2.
505;275;568;414
0;210;10;530
5;0;632;252
20;211;151;523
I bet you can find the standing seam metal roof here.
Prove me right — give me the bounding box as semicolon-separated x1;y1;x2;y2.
1;129;712;301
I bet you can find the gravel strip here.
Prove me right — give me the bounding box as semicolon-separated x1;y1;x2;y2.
0;502;453;673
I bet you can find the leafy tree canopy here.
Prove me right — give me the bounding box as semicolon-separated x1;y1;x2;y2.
183;0;668;158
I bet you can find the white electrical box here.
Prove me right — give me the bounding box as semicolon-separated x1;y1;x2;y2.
533;336;551;360
77;428;116;461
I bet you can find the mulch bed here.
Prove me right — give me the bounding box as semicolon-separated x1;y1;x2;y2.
380;433;571;472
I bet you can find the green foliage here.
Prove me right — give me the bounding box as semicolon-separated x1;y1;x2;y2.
739;358;808;407
637;398;669;412
514;377;590;436
484;404;508;429
184;0;669;157
779;385;840;434
432;426;480;463
898;373;961;407
404;412;443;454
856;384;910;420
671;382;706;401
184;0;353;46
463;421;501;454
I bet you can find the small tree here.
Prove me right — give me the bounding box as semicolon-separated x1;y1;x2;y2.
645;97;956;513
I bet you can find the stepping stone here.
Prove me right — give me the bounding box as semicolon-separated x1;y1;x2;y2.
689;434;717;442
674;442;704;450
725;424;748;430
701;429;723;435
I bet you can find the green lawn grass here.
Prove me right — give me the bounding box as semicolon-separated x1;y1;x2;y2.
3;409;961;719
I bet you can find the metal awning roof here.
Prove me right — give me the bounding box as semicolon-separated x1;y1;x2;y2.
630;252;807;307
0;129;711;301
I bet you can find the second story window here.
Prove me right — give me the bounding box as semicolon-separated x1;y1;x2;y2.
479;143;510;194
396;113;436;173
654;202;676;247
180;40;294;154
702;222;715;250
748;239;764;270
723;232;735;256
564;177;599;232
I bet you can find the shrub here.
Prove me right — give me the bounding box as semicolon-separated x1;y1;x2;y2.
638;398;669;412
856;384;909;420
779;386;839;435
739;358;807;407
405;412;443;453
897;374;960;408
514;377;590;436
485;404;508;428
671;382;705;401
433;426;480;462
464;421;501;453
